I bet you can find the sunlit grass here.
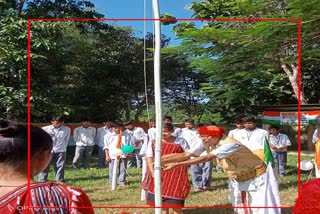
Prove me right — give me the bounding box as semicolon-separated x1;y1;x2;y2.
43;146;315;213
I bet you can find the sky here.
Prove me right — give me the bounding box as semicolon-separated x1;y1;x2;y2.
89;0;199;45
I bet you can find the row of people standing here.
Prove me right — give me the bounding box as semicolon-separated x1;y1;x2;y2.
38;116;98;182
228;116;291;177
37;114;292;184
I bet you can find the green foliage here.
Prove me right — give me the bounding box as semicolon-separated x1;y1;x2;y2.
0;0;104;120
167;0;320;123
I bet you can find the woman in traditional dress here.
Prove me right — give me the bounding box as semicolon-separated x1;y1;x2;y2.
141;123;190;214
0;119;94;214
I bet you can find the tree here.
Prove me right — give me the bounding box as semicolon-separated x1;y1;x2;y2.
0;0;104;120
166;0;320;122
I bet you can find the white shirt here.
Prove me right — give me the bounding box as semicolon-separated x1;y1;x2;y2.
228;128;244;139
95;126;112;147
103;130;135;159
172;127;181;137
187;141;267;190
148;127;156;141
235;128;269;151
126;126;145;149
187;141;241;159
180;127;202;148
73;126;96;146
312;129;319;144
269;133;291;151
146;137;190;158
139;134;150;156
42;125;70;153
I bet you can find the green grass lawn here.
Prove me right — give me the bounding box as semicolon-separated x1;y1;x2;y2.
41;146;315;214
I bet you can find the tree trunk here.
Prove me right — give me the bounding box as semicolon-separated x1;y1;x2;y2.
281;63;308;104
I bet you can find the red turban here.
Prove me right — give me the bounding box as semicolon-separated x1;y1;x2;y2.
294;178;320;213
198;126;225;136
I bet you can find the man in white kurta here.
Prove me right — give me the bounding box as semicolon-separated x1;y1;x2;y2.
234;116;269;152
269;125;291;176
103;122;135;185
72;118;96;169
39;116;70;182
95;119;113;168
124;120;145;168
180;119;212;191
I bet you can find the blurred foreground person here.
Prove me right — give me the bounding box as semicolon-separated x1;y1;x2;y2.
0;119;94;213
294;178;320;214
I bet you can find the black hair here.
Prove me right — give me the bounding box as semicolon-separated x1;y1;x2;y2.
184;118;194;123
234;118;243;124
102;117;113;123
0;119;53;167
163;116;173;121
163;123;174;132
111;119;123;128
80;117;91;122
149;119;155;122
206;121;217;125
51;115;64;122
196;123;205;128
123;120;133;126
241;116;256;123
269;125;280;130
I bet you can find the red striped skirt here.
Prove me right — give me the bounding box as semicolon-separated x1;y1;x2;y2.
141;141;191;205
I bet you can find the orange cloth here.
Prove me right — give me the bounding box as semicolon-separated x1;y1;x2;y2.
198;126;225;136
116;129;122;160
315;140;320;170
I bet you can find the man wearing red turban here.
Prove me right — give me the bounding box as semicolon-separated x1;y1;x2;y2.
162;125;281;214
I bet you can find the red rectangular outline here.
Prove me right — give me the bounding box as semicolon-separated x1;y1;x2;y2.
27;17;301;212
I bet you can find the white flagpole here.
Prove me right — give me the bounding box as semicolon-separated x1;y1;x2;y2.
141;156;148;200
111;159;119;190
152;0;162;213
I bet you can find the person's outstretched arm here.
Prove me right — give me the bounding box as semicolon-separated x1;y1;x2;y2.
163;153;216;171
161;152;193;165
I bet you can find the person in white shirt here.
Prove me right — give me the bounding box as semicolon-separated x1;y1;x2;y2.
235;116;269;153
180;119;213;192
72;118;96;169
103;121;135;186
124;120;145;168
139;119;156;157
38;116;70;182
95;118;113;169
269;125;291;176
228;118;244;139
162;115;181;137
147;119;156;142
